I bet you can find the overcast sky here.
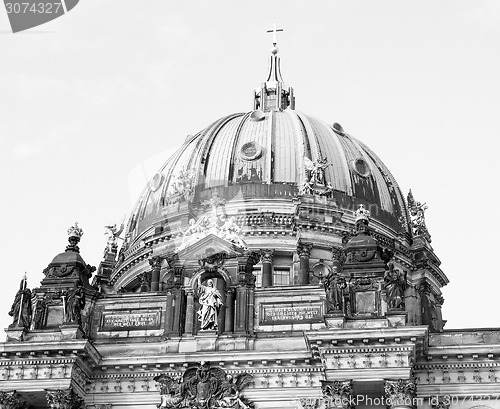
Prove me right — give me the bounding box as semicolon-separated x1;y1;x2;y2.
0;0;499;335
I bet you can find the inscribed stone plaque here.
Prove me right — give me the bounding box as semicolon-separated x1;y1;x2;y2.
260;302;323;325
100;310;161;331
355;291;376;314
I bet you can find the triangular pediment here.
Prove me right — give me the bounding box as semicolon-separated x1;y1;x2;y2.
177;233;246;260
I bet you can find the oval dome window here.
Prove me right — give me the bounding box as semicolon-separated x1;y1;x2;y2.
240;141;263;161
351;158;371;178
149;172;163;191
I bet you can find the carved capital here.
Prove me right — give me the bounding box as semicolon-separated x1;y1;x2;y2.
0;391;27;409
417;280;432;296
297;242;312;258
148;256;163;270
260;250;274;264
435;294;444;306
321;380;354;409
384;379;417;408
46;389;84;409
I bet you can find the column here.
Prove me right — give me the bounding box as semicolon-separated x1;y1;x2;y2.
320;380;354;409
170;289;184;336
297;243;312;285
183;289;194;336
234;286;248;333
148;256;163;292
384;379;417;409
260;250;274;288
224;288;235;333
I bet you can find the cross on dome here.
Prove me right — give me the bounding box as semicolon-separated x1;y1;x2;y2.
266;23;283;46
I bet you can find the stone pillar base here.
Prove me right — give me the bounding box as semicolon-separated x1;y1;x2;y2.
5;327;27;341
59;324;84;339
325;314;345;329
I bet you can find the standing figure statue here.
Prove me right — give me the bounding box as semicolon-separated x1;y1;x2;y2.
384;263;407;309
9;276;32;329
196;277;224;331
64;281;86;327
322;269;350;315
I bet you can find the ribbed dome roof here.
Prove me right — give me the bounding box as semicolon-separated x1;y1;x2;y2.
125;109;409;243
120;43;411;264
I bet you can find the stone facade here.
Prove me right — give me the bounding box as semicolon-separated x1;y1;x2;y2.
1;32;499;409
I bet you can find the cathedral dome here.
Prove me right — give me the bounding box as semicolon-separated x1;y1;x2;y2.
113;39;411;288
126;111;408;238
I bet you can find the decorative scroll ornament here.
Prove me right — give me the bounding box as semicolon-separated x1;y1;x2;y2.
0;391;27;409
384;379;417;409
320;380;354;409
154;361;254;409
46;389;84;409
407;190;431;241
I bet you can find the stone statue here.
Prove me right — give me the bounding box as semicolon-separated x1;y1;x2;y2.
384;263;407;309
322;268;346;313
104;220;124;255
9;276;32;329
64;281;86;326
407;190;431;240
304;156;330;186
33;298;47;329
196;277;224;331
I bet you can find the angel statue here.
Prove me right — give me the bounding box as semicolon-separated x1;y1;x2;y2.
197;277;224;331
104;218;125;255
304;156;330;186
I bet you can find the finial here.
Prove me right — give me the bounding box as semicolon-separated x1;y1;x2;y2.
254;24;295;112
66;222;83;253
354;204;370;223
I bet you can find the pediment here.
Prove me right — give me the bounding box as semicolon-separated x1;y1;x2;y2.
177;233;246;260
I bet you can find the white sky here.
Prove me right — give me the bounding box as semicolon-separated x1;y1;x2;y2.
0;0;499;335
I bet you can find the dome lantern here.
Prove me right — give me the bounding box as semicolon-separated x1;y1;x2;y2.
253;23;295;112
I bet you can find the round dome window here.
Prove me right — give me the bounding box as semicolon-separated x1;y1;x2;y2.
351;158;371;178
240;142;263;161
149;173;163;191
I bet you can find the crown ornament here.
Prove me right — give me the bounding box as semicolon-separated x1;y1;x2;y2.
354;204;370;223
66;222;83;252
